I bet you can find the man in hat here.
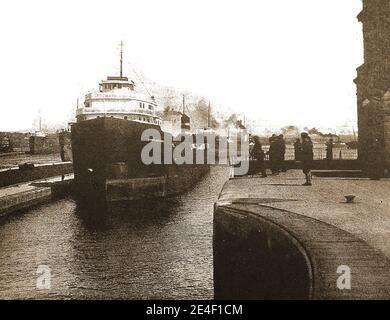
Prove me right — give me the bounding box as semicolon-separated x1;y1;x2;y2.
300;132;313;186
251;135;267;177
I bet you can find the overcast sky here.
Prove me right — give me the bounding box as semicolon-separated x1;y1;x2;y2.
0;0;363;132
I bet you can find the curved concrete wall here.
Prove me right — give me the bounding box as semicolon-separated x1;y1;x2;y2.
214;201;390;299
214;205;312;299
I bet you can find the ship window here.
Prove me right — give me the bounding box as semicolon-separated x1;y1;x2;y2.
139;102;142;108
148;105;152;110
139;117;141;121
124;116;128;120
118;84;122;89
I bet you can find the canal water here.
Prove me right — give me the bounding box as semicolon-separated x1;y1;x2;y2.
0;166;230;299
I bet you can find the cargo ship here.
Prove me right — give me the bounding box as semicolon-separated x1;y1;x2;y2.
71;43;209;203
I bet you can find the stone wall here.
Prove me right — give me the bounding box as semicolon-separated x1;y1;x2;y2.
214;206;311;299
0;187;51;218
0;162;73;188
355;1;390;170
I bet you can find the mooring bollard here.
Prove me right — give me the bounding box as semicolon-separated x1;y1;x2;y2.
344;195;355;203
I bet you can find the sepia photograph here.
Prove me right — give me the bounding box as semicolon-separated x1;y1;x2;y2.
0;0;389;313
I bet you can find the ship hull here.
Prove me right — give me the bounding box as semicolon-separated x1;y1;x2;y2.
71;117;209;203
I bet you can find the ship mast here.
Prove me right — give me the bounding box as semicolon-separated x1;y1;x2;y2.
208;101;211;128
120;41;123;78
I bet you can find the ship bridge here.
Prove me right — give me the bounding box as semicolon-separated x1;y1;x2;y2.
99;76;135;92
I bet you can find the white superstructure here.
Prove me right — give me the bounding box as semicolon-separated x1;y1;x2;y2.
75;42;162;126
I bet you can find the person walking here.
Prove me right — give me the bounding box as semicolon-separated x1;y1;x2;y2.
268;134;279;174
251;136;267;177
300;132;314;186
325;137;333;167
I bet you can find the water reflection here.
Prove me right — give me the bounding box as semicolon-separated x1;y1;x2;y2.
0;166;229;299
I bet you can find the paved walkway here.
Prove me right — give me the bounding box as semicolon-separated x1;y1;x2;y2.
0;153;61;170
219;170;390;259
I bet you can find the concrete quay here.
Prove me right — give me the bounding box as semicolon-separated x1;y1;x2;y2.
0;174;73;218
214;170;390;299
0;161;73;188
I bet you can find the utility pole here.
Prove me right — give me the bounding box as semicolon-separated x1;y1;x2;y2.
208;101;211;128
182;94;185;115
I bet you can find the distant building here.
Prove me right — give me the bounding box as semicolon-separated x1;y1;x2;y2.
160;110;183;136
160;110;192;136
355;0;390;170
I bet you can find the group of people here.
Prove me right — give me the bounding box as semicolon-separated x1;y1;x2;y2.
250;132;314;186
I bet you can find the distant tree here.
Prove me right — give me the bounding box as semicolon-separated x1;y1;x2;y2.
193;98;219;129
223;113;241;128
210;117;219;129
280;125;300;136
194;98;209;122
308;127;322;135
163;105;175;115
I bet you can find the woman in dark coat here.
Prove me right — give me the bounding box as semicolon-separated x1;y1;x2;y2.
268;134;279;174
293;138;301;161
300;132;314;186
